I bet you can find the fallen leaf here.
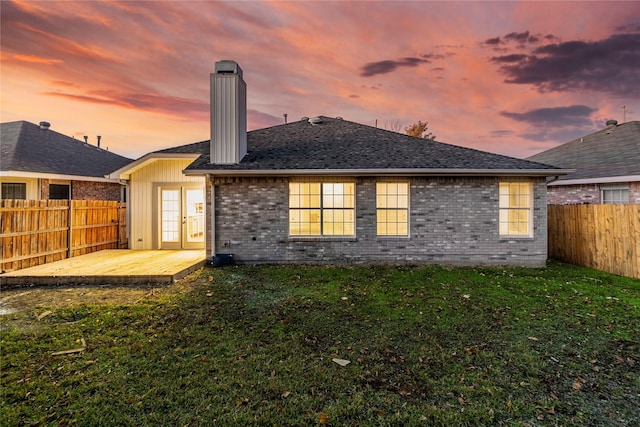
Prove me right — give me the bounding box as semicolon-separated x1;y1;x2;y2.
572;382;582;390
36;310;52;321
528;336;539;341
281;391;291;398
319;413;328;424
332;358;351;367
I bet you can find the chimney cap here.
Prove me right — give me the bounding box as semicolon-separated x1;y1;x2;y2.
39;121;51;130
215;60;243;78
606;119;618;126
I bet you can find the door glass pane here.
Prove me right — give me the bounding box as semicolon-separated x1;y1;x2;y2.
162;189;180;242
185;188;205;243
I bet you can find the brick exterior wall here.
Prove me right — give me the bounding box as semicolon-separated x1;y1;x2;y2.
72;181;122;201
38;178;122;200
207;176;548;267
547;181;640;204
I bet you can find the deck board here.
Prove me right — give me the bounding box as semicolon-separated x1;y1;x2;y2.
0;250;207;286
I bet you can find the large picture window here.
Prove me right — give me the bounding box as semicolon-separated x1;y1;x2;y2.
289;182;354;236
499;182;532;237
376;182;409;236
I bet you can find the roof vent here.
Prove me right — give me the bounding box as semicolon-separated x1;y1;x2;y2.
39;121;50;130
605;119;618;127
309;116;323;125
336;116;343;120
300;116;309;121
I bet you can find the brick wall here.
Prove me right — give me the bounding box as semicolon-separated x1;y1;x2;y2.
72;181;122;201
547;181;640;204
208;176;548;267
38;179;121;200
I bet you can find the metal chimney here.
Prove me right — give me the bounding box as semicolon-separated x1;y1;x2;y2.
83;136;88;143
39;121;51;130
97;135;102;148
211;60;247;164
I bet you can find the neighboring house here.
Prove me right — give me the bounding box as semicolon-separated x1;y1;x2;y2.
527;120;640;205
1;120;131;200
111;60;569;266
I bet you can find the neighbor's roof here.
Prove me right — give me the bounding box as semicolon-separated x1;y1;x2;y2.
185;116;567;176
1;121;132;178
527;121;640;183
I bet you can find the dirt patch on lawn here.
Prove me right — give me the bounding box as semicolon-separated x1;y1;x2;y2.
0;273;205;316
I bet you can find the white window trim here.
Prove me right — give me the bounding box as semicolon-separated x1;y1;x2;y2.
600;184;629;204
499;182;534;239
288;181;356;237
376;181;410;238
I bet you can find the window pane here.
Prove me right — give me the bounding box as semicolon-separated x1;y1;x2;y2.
1;183;27;200
290;182;354;236
499;182;532;236
376;182;409;236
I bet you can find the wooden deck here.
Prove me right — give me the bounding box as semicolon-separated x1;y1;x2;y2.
0;250;207;287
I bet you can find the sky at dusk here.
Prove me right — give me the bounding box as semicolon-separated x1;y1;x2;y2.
1;0;639;160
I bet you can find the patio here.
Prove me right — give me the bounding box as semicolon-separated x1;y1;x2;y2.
0;250;207;287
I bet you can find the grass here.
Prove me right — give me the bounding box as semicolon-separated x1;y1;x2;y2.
1;261;639;426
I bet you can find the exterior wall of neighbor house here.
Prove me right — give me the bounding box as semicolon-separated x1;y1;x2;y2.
0;177;39;199
72;180;123;200
209;176;548;267
129;159;204;249
547;181;640;204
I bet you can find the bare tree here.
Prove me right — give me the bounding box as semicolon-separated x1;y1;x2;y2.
405;120;436;140
383;119;403;133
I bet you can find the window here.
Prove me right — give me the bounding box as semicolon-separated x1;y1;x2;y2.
377;182;409;236
601;185;629;204
289;182;354;236
1;183;27;199
499;182;532;237
49;184;70;200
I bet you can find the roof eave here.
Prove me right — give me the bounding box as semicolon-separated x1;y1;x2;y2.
0;170;123;183
183;168;574;177
549;174;640;186
109;153;201;179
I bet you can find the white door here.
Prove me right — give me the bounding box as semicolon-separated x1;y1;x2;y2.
160;187;205;249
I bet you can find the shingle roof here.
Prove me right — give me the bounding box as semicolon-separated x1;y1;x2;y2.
527;121;640;181
1;121;132;177
186;116;561;174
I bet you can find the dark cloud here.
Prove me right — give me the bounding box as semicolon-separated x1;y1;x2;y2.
490;54;528;63
504;31;536;44
482;31;547;48
360;57;428;77
484;36;502;46
495;32;640;96
500;105;595;127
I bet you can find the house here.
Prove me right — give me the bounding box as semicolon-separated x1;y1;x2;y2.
111;60;570;266
1;120;131;200
527;120;640;205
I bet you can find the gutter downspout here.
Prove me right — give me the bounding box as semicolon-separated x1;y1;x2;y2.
208;174;215;260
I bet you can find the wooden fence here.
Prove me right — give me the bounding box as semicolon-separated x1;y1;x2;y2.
1;200;127;272
548;204;640;279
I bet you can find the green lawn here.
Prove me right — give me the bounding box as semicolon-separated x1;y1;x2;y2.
2;262;639;426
